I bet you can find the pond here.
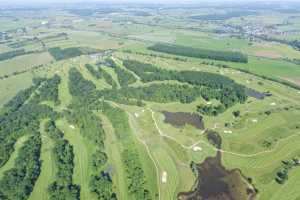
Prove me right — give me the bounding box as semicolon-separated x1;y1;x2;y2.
162;111;204;130
178;131;257;200
245;87;271;100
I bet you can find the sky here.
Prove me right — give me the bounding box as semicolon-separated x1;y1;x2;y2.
1;0;300;6
1;0;299;3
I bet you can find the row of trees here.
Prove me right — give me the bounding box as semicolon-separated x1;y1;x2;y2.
275;158;299;184
85;64;102;79
33;75;61;104
114;66;137;87
103;59;137;87
86;63;118;89
123;59;245;90
148;43;248;63
0;49;27;61
0;134;42;200
101;83;202;104
67;71;117;200
48;47;100;61
197;104;226;116
98;102;152;200
45;121;80;200
68;68;97;103
98;66;118;89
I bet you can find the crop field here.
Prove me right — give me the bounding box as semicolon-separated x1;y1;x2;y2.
1;2;300;200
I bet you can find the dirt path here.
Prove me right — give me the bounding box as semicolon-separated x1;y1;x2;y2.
109;102;161;200
148;107;300;158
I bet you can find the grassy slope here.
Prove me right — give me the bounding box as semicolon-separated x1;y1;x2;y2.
56;119;96;200
0;135;28;179
0;72;33;107
100;113;130;200
0;52;53;77
29;120;56;200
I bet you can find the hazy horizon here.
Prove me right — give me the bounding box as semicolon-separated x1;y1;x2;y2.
1;0;300;5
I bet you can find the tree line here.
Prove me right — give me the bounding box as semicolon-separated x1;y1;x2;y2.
122;59;247;107
86;63;118;89
94;101;153;200
0;49;38;62
48;47;101;61
33;75;61;104
0;134;42;200
148;43;248;63
67;69;117;199
45;121;80;200
104;58;137;87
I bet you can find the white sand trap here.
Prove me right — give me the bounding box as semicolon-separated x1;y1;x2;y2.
193;146;202;152
270;102;276;106
213;123;218;129
224;130;232;134
134;113;139;118
142;109;145;112
162;171;167;183
252;119;258;123
206;101;212;105
69;125;75;129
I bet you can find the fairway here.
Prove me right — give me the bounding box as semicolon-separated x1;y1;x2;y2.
56;119;95;200
29;121;56;200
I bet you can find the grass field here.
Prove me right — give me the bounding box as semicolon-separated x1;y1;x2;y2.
0;52;54;77
0;71;33;107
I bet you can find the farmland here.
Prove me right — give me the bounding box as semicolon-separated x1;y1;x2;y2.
0;1;300;200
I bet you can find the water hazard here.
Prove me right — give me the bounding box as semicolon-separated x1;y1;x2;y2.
178;131;257;200
162;111;204;130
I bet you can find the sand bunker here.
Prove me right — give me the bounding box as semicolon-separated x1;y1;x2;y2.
162;171;167;183
224;130;232;134
252;119;258;123
193;146;202;152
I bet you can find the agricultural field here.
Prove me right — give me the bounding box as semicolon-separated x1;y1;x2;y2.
0;1;300;200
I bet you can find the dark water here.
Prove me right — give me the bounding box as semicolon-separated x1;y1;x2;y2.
206;130;222;149
178;132;257;200
245;88;271;100
162;111;204;130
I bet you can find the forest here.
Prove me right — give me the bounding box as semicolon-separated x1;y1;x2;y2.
148;44;248;63
122;59;247;107
48;47;100;61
